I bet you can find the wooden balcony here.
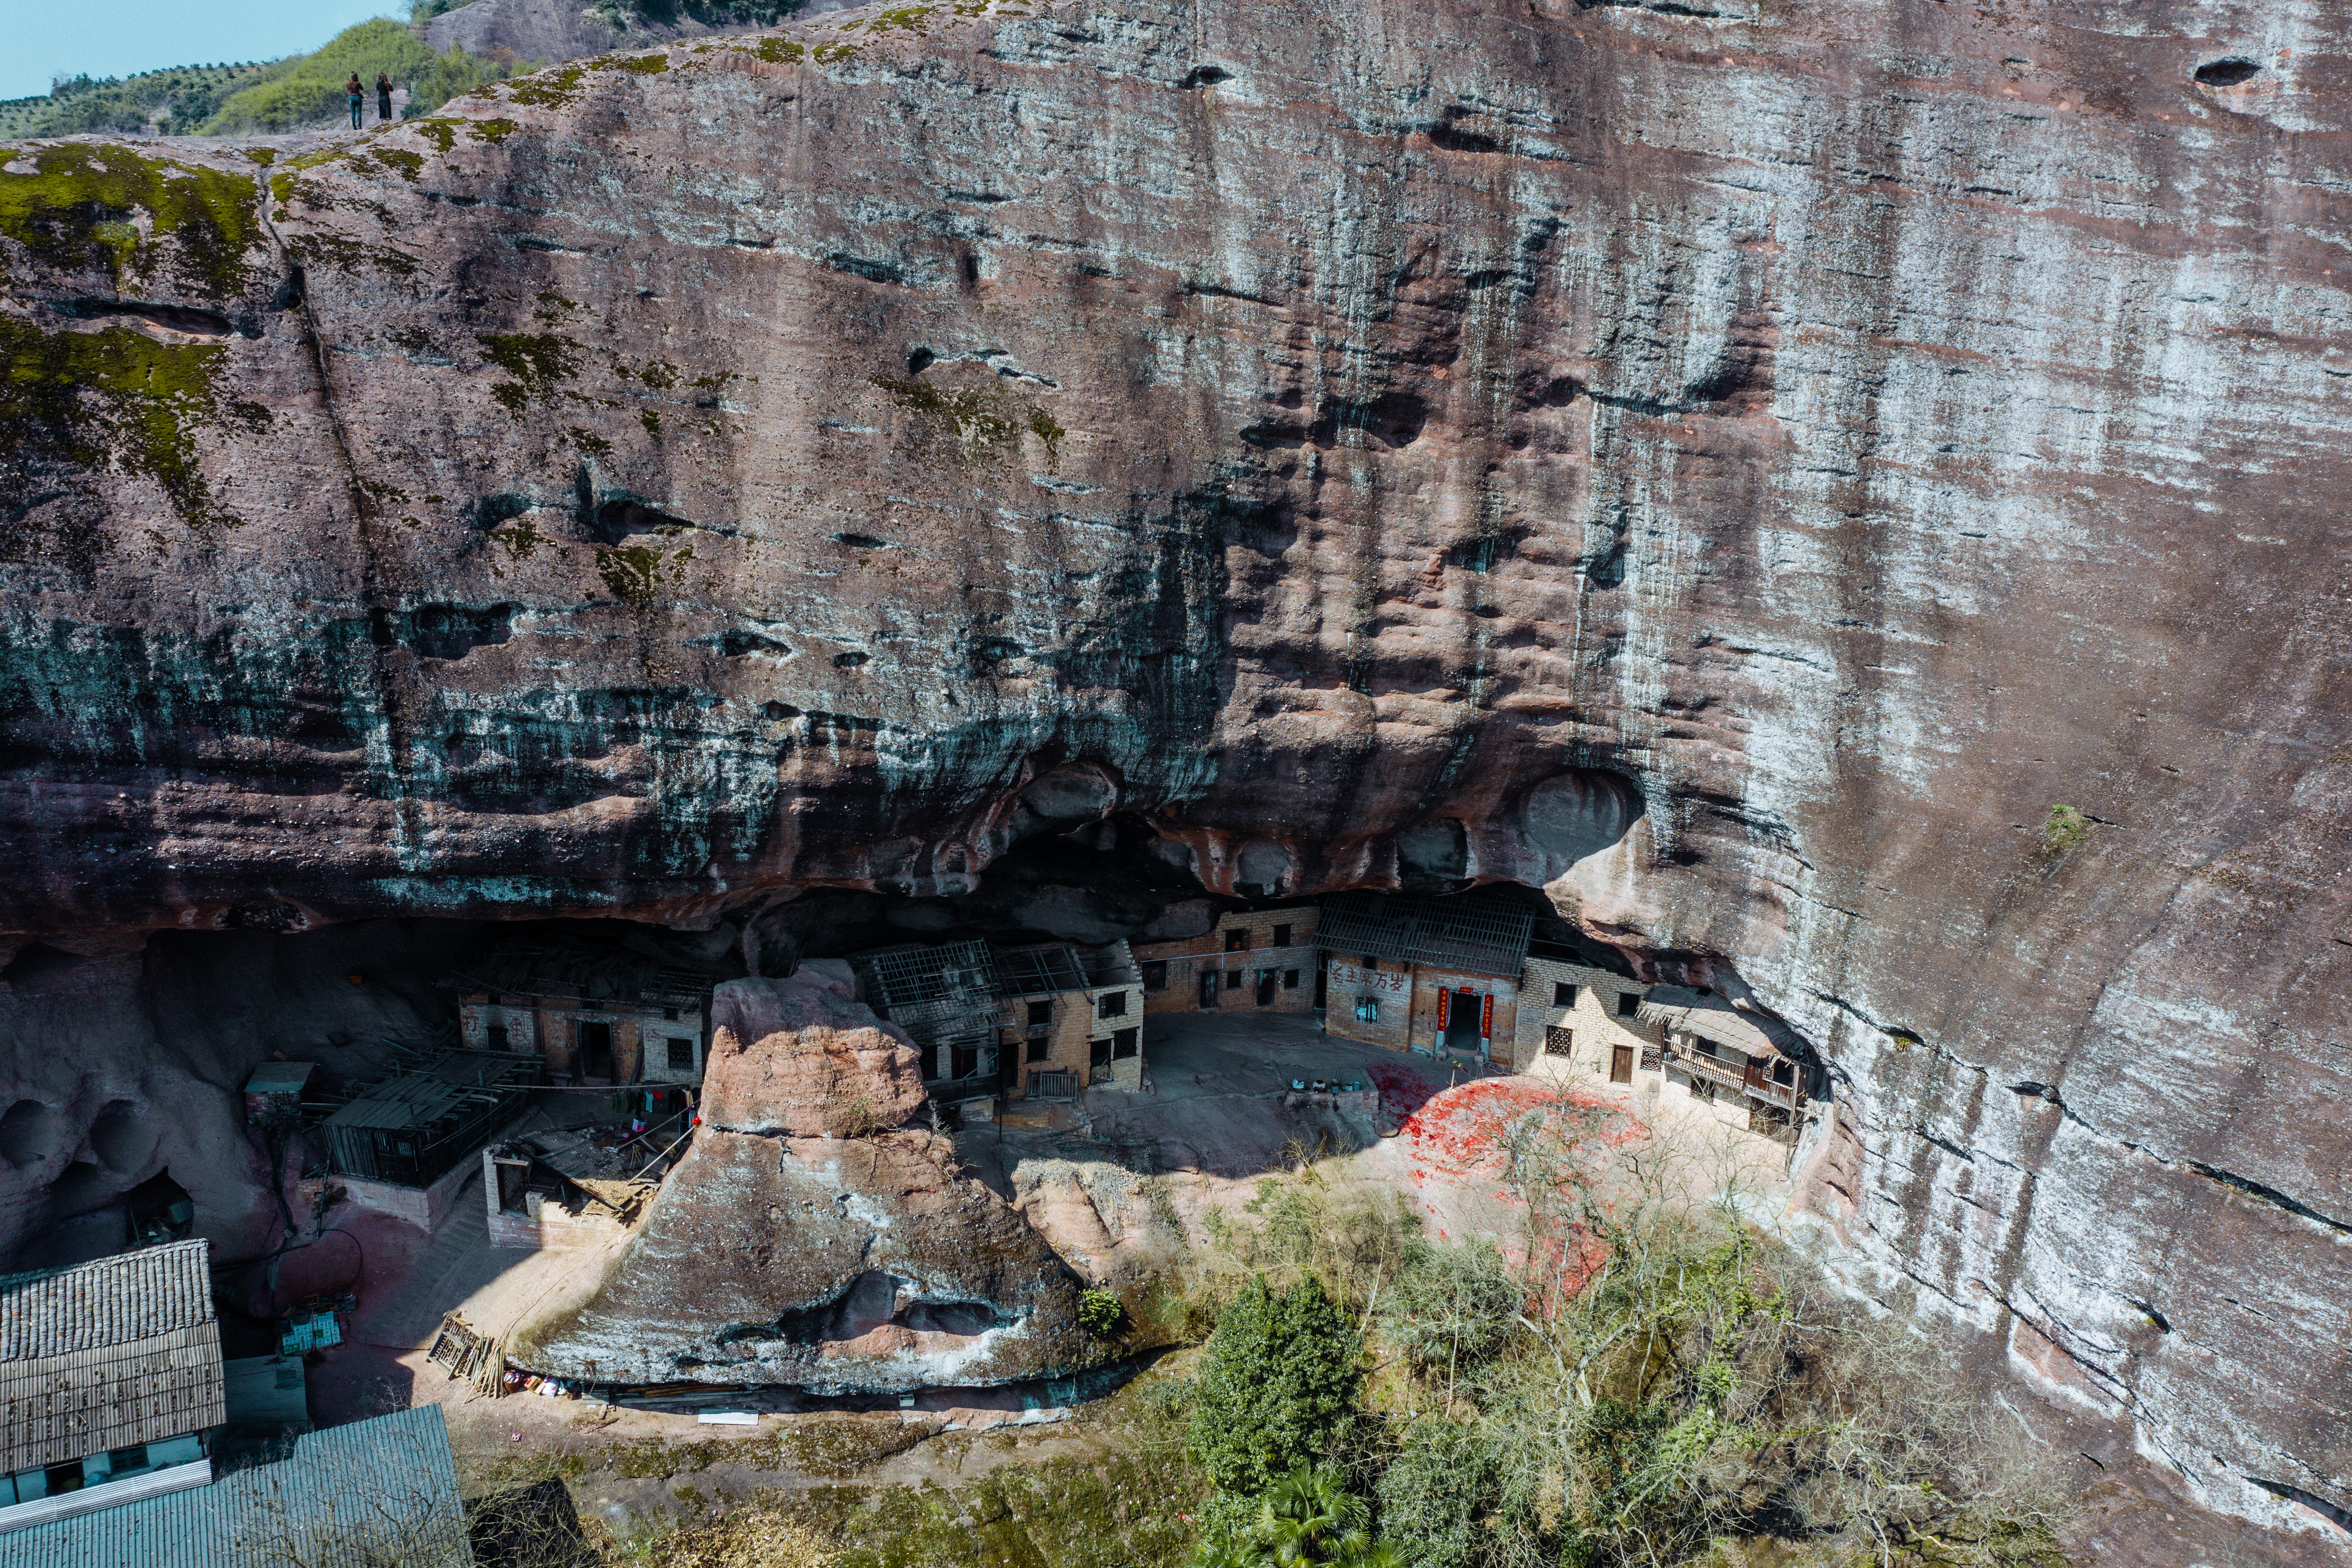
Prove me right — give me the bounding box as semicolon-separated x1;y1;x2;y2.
1668;1046;1799;1111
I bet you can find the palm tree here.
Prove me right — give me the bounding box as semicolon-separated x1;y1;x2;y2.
1258;1467;1400;1568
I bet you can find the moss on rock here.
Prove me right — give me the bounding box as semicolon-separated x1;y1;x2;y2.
0;316;262;543
0;143;264;297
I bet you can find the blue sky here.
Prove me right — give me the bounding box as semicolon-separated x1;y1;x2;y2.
0;1;401;101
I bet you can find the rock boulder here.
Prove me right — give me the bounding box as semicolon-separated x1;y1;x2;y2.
698;973;927;1137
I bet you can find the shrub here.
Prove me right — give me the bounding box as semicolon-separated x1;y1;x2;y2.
1375;1238;1518;1388
1187;1276;1362;1499
404;45;526;118
1193;1466;1398;1568
1078;1288;1123;1335
2043;803;2092;856
202;20;433;133
1372;1420;1498;1568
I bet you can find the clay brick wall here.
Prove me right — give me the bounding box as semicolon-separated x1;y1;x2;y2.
1514;958;1660;1085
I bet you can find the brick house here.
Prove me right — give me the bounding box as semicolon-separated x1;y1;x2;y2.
1132;902;1319;1017
1512;952;1661;1086
1314;890;1534;1061
993;941;1145;1099
454;938;709;1087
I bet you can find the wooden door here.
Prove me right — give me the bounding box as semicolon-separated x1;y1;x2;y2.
1610;1044;1634;1083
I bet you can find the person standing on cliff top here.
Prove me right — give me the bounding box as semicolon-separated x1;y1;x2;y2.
376;73;394;124
346;73;364;130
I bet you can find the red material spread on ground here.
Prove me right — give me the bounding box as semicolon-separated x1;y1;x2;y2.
1399;1076;1632;1180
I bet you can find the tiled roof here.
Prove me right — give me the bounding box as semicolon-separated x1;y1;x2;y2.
0;1240;214;1360
0;1241;226;1473
5;1406;470;1568
1639;987;1792;1060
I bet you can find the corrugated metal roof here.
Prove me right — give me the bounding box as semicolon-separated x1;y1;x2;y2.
322;1051;539;1134
6;1406;472;1568
0;1240;214;1359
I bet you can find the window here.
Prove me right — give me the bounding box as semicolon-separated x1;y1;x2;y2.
1553;981;1577;1007
1142;960;1169;992
1353;997;1381;1022
1616;991;1641;1017
1282;969;1300;990
1226;970;1243;990
1544;1026;1573;1055
1689;1077;1717;1104
1112;1027;1139;1060
485;992;501;1007
663;1006;680;1021
486;1023;509;1051
1272;924;1291;949
107;1444;148;1474
1773;1059;1796;1086
1226;929;1251;952
1362;955;1379;970
1027;1036;1051;1063
1098;991;1129;1019
44;1460;84;1496
666;1037;694;1070
1027;1000;1053;1027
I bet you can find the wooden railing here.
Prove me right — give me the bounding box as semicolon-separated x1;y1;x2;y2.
1668;1046;1799;1110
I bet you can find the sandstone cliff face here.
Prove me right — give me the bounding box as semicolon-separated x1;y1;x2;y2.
3;0;2350;1533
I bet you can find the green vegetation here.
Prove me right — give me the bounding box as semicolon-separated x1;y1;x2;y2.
404;46;530;118
872;375;1067;469
409;0;486;20
1028;407;1066;472
2043;803;2092;856
0;143;263;294
476;332;583;414
1188;1277;1362;1502
1200;1467;1398;1568
202;21;423;133
0;316;262;544
0;62;274;140
1079;1288;1125;1335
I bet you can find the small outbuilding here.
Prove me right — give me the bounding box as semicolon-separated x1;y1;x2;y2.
3;1405;470;1567
320;1050;541;1227
0;1239;225;1533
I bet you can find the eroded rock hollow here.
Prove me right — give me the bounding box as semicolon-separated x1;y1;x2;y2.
2;0;2349;1535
